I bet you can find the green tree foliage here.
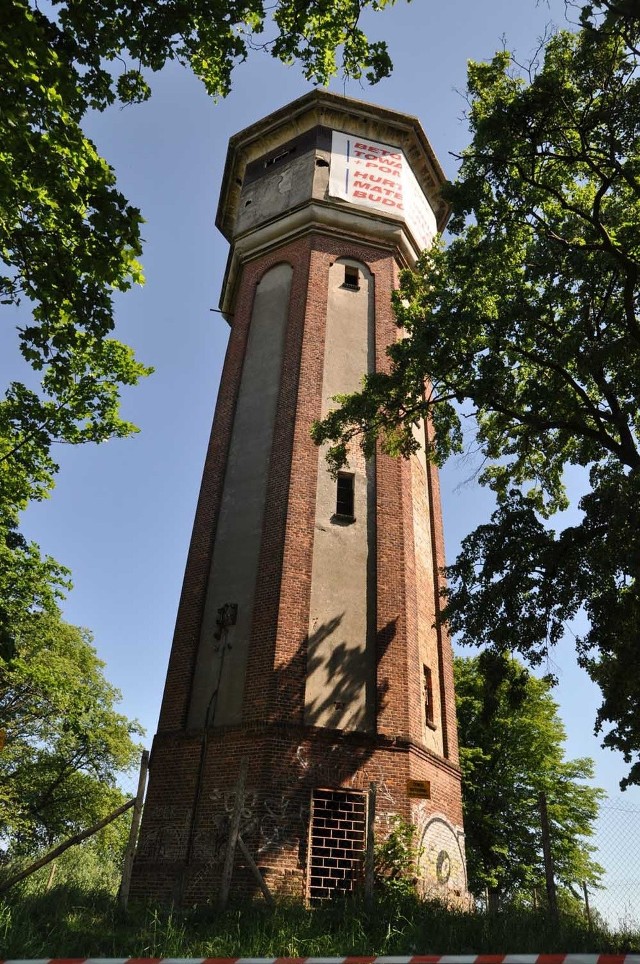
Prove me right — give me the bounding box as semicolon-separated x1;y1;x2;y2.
0;521;69;663
2;2;152;504
455;652;604;905
0;612;143;859
374;814;422;895
312;2;640;785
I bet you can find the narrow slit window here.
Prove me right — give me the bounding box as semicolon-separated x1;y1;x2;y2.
264;146;296;168
423;665;435;729
336;472;355;518
343;265;360;290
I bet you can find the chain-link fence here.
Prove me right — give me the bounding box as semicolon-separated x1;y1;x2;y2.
587;802;640;931
468;796;640;931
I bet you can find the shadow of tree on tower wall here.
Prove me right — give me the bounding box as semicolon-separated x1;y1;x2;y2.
134;613;399;903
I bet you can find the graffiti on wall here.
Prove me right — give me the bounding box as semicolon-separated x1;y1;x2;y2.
412;802;467;896
137;784;310;867
139;750;468;891
136;805;190;861
294;744;396;805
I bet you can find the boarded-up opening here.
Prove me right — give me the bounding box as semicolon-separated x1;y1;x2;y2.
307;788;367;901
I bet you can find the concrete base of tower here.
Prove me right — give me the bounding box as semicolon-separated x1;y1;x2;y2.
129;724;466;905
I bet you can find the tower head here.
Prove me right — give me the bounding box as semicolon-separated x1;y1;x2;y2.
216;89;449;317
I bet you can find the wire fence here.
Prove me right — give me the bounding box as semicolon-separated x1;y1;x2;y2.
587;802;640;931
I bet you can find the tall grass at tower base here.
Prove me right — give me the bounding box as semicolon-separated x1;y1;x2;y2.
1;844;639;957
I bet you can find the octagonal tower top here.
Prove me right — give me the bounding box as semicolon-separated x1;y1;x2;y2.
216;90;449;316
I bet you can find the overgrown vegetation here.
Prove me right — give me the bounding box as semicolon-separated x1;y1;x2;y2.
374;814;424;896
455;653;604;904
1;867;638;957
1;812;638;954
0;612;143;860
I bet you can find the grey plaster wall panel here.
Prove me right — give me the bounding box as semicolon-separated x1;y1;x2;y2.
410;431;443;756
188;262;293;728
305;259;376;733
236;147;316;236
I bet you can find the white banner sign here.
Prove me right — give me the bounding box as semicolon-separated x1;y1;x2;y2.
328;130;437;251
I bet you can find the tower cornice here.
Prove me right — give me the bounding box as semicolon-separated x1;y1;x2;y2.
215;89;450;245
218;198;419;319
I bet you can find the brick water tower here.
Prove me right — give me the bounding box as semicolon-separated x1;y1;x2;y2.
131;90;466;904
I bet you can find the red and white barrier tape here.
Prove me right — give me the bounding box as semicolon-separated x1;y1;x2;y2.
2;957;640;964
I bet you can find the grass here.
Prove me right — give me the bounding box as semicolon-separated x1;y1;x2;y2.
1;845;639;958
2;881;640;957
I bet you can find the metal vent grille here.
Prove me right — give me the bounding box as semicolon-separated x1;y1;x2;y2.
308;788;367;901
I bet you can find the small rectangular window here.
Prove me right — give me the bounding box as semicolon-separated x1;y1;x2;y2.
343;266;360;290
264;146;296;168
336;472;355;518
423;665;436;729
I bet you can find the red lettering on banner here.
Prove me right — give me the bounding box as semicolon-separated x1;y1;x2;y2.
354;141;402;161
364;160;401;172
365;185;403;200
352;188;403;210
355;170;403;194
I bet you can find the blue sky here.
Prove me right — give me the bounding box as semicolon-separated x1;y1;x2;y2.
4;0;638;920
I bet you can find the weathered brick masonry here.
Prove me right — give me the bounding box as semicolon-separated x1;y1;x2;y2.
131;90;466;904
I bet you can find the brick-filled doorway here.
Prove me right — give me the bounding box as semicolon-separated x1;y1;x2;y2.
307;788;367;901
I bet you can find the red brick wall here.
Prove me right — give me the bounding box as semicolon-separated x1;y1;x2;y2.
425;412;460;765
240;240;313;726
132;227;464;904
131;723;462;903
267;240;327;724
156;267;258;732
